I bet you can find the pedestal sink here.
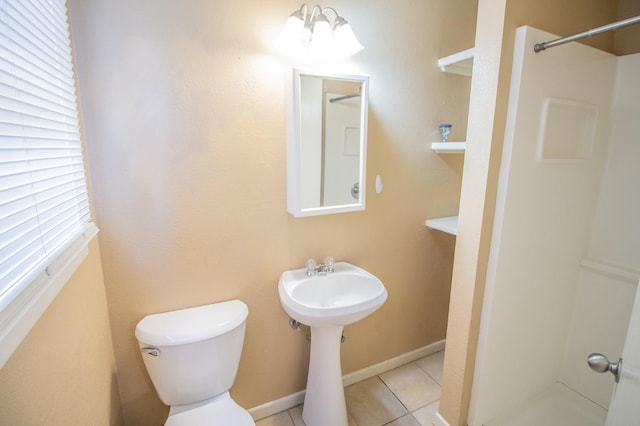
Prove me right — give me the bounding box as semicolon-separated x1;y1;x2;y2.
278;262;388;426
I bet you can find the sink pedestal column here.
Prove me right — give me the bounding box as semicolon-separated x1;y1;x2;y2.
302;325;348;426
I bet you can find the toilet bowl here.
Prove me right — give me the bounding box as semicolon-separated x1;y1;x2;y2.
135;299;254;425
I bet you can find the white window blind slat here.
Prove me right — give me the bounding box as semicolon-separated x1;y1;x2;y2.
0;70;78;111
1;14;73;64
0;193;34;225
0;178;87;229
0;0;93;320
6;0;71;53
0;211;39;254
0;182;87;227
0;108;79;135
0;221;42;269
0;166;86;191
0;159;84;179
0;136;83;150
0;34;75;88
0;238;47;291
40;207;90;251
0;82;78;117
0;147;83;163
0;94;79;123
3;60;77;105
0;17;75;85
5;53;76;102
0;52;77;106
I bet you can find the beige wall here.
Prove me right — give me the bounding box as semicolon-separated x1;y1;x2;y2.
616;0;640;55
68;0;477;424
439;0;632;425
0;240;122;425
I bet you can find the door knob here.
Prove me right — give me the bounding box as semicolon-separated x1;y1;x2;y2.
351;182;359;199
587;353;621;383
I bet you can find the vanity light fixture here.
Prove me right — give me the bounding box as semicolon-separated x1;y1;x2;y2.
274;3;364;61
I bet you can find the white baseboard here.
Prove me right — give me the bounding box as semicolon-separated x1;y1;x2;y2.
248;389;306;421
342;339;445;387
248;339;446;420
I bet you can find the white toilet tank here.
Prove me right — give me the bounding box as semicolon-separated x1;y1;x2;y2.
135;300;249;406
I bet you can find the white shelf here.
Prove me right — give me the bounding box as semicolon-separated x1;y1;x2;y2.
438;48;474;76
425;216;458;235
431;142;466;153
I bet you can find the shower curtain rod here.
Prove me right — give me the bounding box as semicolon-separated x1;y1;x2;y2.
329;92;361;103
534;15;640;52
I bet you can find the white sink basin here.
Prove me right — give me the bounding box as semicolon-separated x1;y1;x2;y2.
278;262;388;327
278;261;388;426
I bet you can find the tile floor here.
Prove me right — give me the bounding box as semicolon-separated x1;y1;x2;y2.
255;350;444;426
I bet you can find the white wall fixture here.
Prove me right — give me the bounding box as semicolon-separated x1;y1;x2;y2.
286;68;369;217
375;175;383;194
274;3;364;61
437;48;474;76
425;216;458;236
425;47;474;235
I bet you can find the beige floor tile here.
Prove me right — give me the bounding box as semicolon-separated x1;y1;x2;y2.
255;410;294;426
287;403;357;425
379;362;440;411
288;405;304;425
415;351;444;384
349;411;358;426
385;414;422;425
345;377;408;426
257;352;445;426
411;400;440;426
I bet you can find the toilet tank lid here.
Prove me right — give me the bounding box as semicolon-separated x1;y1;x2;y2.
135;300;248;346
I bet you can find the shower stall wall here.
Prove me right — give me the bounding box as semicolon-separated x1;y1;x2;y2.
468;26;640;426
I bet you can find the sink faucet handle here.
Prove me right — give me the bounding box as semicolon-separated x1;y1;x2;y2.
306;258;318;275
324;257;335;271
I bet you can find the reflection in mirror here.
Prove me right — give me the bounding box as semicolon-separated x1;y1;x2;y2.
287;68;369;217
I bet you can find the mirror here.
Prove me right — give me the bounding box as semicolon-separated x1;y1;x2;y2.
286;68;369;217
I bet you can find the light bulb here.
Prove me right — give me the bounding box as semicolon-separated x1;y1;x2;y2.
333;19;364;59
273;11;305;56
309;13;334;60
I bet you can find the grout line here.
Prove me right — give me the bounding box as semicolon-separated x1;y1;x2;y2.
378;372;411;414
286;408;295;426
414;351;444;385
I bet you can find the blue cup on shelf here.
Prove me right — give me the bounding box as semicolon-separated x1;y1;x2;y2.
439;123;452;142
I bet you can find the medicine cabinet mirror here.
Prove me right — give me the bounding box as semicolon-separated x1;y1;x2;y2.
286;68;369;217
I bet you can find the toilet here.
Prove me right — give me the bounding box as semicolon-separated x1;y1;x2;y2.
135;299;254;425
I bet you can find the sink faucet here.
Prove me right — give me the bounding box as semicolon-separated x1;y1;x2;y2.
306;257;335;276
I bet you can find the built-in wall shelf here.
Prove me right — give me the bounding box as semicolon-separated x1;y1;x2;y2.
425;216;458;235
438;48;474;76
428;48;473;237
431;142;466;154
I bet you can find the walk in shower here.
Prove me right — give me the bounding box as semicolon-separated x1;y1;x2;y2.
467;25;640;426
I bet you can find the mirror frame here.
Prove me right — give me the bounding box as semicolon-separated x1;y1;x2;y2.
286;68;370;217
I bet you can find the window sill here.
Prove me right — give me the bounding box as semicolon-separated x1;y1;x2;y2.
0;223;99;368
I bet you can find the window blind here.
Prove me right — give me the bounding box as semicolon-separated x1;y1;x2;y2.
0;0;92;313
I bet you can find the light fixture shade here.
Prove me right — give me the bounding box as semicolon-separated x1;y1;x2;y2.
333;21;364;59
309;14;334;60
274;5;364;61
274;11;305;56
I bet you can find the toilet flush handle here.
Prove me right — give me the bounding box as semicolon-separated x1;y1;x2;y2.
142;347;161;357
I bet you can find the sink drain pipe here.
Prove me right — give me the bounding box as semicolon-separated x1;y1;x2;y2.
288;318;345;342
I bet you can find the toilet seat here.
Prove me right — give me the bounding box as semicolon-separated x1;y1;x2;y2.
165;392;254;426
